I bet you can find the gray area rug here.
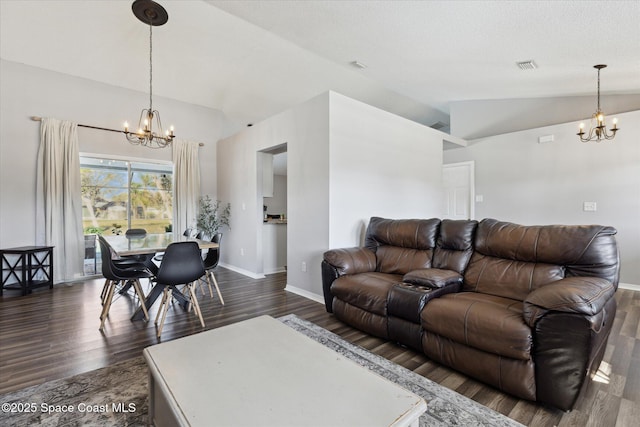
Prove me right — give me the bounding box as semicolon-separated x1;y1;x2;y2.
1;314;523;426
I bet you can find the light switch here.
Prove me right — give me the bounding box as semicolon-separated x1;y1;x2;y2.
583;201;597;212
475;195;484;203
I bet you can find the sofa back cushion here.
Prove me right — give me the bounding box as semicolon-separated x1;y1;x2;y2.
365;217;440;274
432;219;478;274
464;219;619;301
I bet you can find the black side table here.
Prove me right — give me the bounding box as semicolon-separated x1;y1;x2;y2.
1;246;54;296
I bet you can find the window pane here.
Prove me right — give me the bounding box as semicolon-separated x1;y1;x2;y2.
81;158;128;236
130;162;173;233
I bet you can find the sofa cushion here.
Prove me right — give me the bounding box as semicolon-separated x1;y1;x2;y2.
464;254;565;301
421;292;532;360
432;219;477;273
364;217;440;274
331;272;402;316
471;218;619;288
402;268;462;288
375;246;434;275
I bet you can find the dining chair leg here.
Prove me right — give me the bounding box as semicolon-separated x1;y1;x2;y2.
100;279;110;305
208;270;225;305
132;279;149;321
181;283;194;313
157;288;173;338
155;287;169;325
99;280;116;330
187;283;206;328
194;279;204;297
203;274;214;298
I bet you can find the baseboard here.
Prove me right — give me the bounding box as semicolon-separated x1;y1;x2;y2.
284;284;325;304
218;262;265;280
264;267;287;275
619;282;640;292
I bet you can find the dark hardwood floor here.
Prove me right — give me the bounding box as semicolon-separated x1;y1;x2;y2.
1;268;638;426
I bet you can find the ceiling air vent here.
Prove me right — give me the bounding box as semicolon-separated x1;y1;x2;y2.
430;121;449;130
516;60;537;70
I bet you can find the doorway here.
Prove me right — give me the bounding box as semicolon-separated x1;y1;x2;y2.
258;144;288;275
442;161;475;220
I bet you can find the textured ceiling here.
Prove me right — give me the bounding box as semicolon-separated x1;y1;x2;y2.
1;0;639;137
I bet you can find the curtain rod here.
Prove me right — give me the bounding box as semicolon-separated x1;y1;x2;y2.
30;116;204;146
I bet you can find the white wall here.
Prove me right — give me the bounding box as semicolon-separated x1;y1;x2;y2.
217;92;331;291
0;59;223;249
217;91;446;298
450;95;640;140
444;110;640;285
328;92;444;248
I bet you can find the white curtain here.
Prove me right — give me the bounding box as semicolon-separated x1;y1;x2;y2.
35;118;84;283
173;139;201;234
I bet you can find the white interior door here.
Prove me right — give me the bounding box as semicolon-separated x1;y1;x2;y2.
443;161;475;220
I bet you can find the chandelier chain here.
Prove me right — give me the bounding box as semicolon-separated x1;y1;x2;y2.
596;67;600;113
123;0;176;147
149;21;153;114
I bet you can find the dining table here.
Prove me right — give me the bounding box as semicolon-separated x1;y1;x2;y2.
102;233;218;321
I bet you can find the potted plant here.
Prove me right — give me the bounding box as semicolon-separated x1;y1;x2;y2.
196;196;231;238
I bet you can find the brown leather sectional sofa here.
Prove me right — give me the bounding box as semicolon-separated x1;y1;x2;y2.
321;217;619;411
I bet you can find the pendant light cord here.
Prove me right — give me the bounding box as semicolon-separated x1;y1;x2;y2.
149;21;153;114
596;67;601;113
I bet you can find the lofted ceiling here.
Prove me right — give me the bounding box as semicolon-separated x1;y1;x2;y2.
1;0;639;138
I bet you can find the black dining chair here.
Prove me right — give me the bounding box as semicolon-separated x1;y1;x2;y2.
98;235;152;302
153;227;196;262
184;228;199;238
154;241;206;338
123;228;155;265
125;228;147;237
200;233;225;305
97;236;152;330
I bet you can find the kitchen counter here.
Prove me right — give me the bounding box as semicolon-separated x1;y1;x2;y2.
263;221;287;274
264;219;287;224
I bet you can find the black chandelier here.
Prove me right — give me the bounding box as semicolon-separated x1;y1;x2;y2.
577;64;619;143
124;0;175;148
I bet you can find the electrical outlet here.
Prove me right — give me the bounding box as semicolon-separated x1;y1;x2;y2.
583;201;597;212
301;262;307;272
240;248;244;256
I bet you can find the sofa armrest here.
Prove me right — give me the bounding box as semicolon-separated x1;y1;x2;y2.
321;247;376;313
523;276;616;327
323;247;377;276
402;268;463;289
388;280;462;324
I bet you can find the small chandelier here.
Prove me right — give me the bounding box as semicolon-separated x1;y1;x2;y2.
124;0;175;148
577;64;619;143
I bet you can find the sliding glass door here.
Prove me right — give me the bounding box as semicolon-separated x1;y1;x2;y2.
80;156;173;274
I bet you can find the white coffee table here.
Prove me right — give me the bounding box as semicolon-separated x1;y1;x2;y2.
143;315;427;427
